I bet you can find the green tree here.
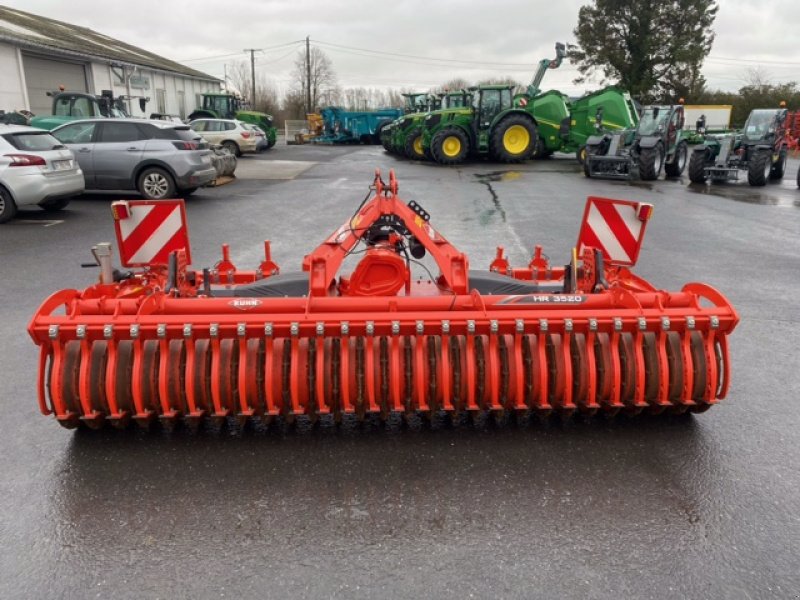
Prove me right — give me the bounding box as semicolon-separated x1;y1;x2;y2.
569;0;718;102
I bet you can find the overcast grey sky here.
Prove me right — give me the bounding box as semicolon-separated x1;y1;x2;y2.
4;0;800;97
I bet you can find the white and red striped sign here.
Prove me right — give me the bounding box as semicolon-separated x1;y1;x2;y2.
576;197;653;266
111;200;191;267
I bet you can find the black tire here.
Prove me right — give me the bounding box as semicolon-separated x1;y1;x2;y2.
222;141;240;157
374;120;392;145
404;128;425;159
381;129;394;152
688;149;709;183
430;127;469;165
797;164;800;189
769;150;786;180
137;167;176;200
39;197;71;211
489;114;537;162
664;141;688;177
747;150;772;186
0;186;17;224
180;187;198;197
576;145;587;165
638;143;664;180
531;137;547;159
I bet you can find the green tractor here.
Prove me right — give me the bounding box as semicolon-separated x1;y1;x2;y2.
188;93;277;149
688;107;791;187
381;93;437;154
389;91;472;159
584;104;690;180
418;43;566;165
29;89;141;130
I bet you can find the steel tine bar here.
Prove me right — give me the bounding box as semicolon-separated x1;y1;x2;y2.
263;325;278;416
339;323;353;413
103;325;123;418
77;329;95;417
289;323;303;415
513;320;526;410
364;328;378;413
656;324;672;407
536;324;550;410
488;321;502;410
209;324;226;417
237;324;253;416
465;322;477;410
389;322;403;412
413;322;428;411
633;321;647;407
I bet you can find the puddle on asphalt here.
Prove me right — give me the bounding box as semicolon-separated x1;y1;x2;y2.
686;182;800;207
471;171;524;224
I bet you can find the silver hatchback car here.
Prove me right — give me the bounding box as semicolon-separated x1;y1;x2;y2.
0;124;84;223
52;119;216;199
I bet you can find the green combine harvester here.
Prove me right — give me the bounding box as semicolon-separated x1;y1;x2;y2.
531;86;639;162
188;93;277;149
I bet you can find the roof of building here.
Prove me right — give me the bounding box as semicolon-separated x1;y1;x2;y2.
0;5;219;81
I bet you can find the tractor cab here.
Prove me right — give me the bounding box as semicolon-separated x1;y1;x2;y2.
201;94;239;119
742;108;787;143
637;105;684;142
474;86;514;130
442;90;470;110
402;93;429;114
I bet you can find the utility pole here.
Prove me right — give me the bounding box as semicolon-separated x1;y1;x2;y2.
306;36;312;115
244;48;258;107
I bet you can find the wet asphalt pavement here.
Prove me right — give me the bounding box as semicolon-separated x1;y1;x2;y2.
1;144;799;599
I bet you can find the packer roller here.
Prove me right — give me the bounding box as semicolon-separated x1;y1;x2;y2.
28;170;738;432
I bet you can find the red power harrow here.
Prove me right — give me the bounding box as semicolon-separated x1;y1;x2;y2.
28;170;739;432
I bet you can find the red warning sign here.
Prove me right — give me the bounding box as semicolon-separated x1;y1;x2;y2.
576;197;652;267
111;200;191;267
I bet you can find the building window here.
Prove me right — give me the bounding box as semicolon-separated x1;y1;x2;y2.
156;89;166;114
177;91;185;119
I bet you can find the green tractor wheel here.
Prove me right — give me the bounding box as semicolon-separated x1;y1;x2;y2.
490;115;537;163
769;150;786;180
664;142;688;177
431;127;469;165
404;129;425;160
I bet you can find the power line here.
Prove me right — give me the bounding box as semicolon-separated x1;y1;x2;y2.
313;39;542;68
707;55;800;67
177;41;304;63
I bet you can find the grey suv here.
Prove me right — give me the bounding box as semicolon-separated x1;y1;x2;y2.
52;119;216;199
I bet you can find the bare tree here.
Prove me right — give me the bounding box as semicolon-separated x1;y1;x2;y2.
289;46;337;114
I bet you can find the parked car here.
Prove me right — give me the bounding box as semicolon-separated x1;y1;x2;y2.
51;119;216;200
0;124;84;223
188;118;258;156
247;124;269;152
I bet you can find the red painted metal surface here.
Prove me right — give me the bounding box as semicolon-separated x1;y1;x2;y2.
28;170;739;431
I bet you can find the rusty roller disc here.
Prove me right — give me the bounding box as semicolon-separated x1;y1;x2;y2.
110;341;134;428
665;332;688;414
545;334;567;410
641;332;664;414
87;341;108;417
570;333;592;413
617;333;640;414
57;341;83;429
593;333;615;411
688;332;709;412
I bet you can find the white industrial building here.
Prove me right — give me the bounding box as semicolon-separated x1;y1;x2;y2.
0;5;220;119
